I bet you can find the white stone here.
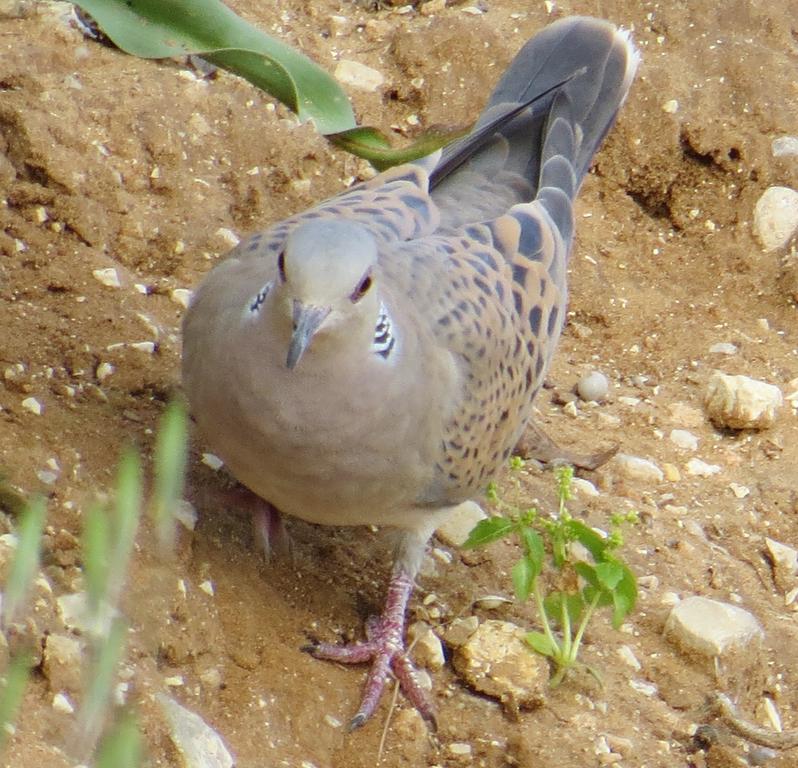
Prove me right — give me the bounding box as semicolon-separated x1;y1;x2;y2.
753;186;798;251
436;500;486;547
664;596;763;656
571;477;599;496
334;60;384;92
613;454;663;483
772;136;798;158
704;372;782;430
175;499;198;531
21;397;42;415
729;483;750;499
448;743;473;756
577;371;609;402
199;580;215;597
52;692;74;714
765;538;797;575
685;458;721;477
617;644;642;671
442;616;479;647
157;693;234;768
662;99;679;113
215;228;240;248
708;342;738;355
201;453;224;471
407;622;445;670
130;341;156;354
171;288;192;308
96;362;114;381
92;267;121;288
669;429;698;451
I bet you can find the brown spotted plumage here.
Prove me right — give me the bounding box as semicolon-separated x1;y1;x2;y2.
182;16;639;729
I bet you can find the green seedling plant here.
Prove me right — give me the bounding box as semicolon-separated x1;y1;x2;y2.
464;461;638;686
0;400;187;766
71;0;469;169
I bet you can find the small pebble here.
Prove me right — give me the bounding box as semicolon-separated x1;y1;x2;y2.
617;644;642;671
765;538;797;575
614;454;663;483
729;483;750;498
216;227;240;247
199;580;215;596
334;60;384;91
685;458;721;477
92;267;121;288
21;397;43;415
669;429;698;451
664;596;763;656
96;362;114;381
662;99;679;113
202;453;224;470
577;371;609;402
571;477;599;496
436;500;486;547
662;462;681;482
170;288;192;308
52;692;75;715
130;341;156;354
772;136;798;157
708;342;738;355
448;742;472;756
753;186;798;251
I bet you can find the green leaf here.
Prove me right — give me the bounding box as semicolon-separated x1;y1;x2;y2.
72;0;355;134
543;591;584;628
525;631;556;657
330;125;468;172
611;565;638;628
594;560;624;591
462;516;514;549
1;497;46;628
512;555;536;601
566;519;608;562
152;398;188;554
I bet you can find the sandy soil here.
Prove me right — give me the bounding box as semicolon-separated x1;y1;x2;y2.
1;1;797;766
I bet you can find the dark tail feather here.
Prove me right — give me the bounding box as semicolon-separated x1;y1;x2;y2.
430;17;639;232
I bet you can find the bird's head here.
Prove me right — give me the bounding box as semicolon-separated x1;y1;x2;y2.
274;219;380;369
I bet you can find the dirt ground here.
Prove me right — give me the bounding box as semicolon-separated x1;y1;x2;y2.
1;1;797;766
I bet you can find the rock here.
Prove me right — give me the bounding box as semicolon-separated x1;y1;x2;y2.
708;342;738;355
613;454;663;483
442;616;479;647
92;267;121;288
662;462;681;482
664;596;763;657
669;429;698;451
407;622;445;671
571;477;599;496
452;620;547;712
576;371;609;402
42;634;84;694
685;458;721;477
753;186;798;251
772;136;798;158
436;500;486;547
765;537;798;577
157;693;234;768
333;60;384;92
704;373;783;430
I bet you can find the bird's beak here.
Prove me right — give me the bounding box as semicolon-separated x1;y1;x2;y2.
286;300;330;369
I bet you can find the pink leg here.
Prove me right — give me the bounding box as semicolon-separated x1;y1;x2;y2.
306;564;436;730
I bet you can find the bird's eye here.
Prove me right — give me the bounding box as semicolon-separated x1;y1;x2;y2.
277;251;286;281
350;272;373;303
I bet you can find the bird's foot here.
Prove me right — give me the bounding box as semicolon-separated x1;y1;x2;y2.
515;420;618;470
304;568;435;730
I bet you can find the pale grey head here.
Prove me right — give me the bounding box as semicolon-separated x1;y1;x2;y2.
275;219;380;369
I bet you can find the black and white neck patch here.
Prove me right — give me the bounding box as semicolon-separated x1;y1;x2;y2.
248;281;273;315
373;302;396;360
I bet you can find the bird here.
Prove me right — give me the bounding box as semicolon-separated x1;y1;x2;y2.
182;16;639;730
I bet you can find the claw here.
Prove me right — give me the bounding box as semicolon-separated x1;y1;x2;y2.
305;565;436;728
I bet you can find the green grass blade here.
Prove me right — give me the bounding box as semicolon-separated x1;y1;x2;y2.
81;503;110;618
73;618;128;760
1;497;45;629
107;449;142;610
95;709;142;768
0;650;33;753
72;0;355;135
152;399;188;554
